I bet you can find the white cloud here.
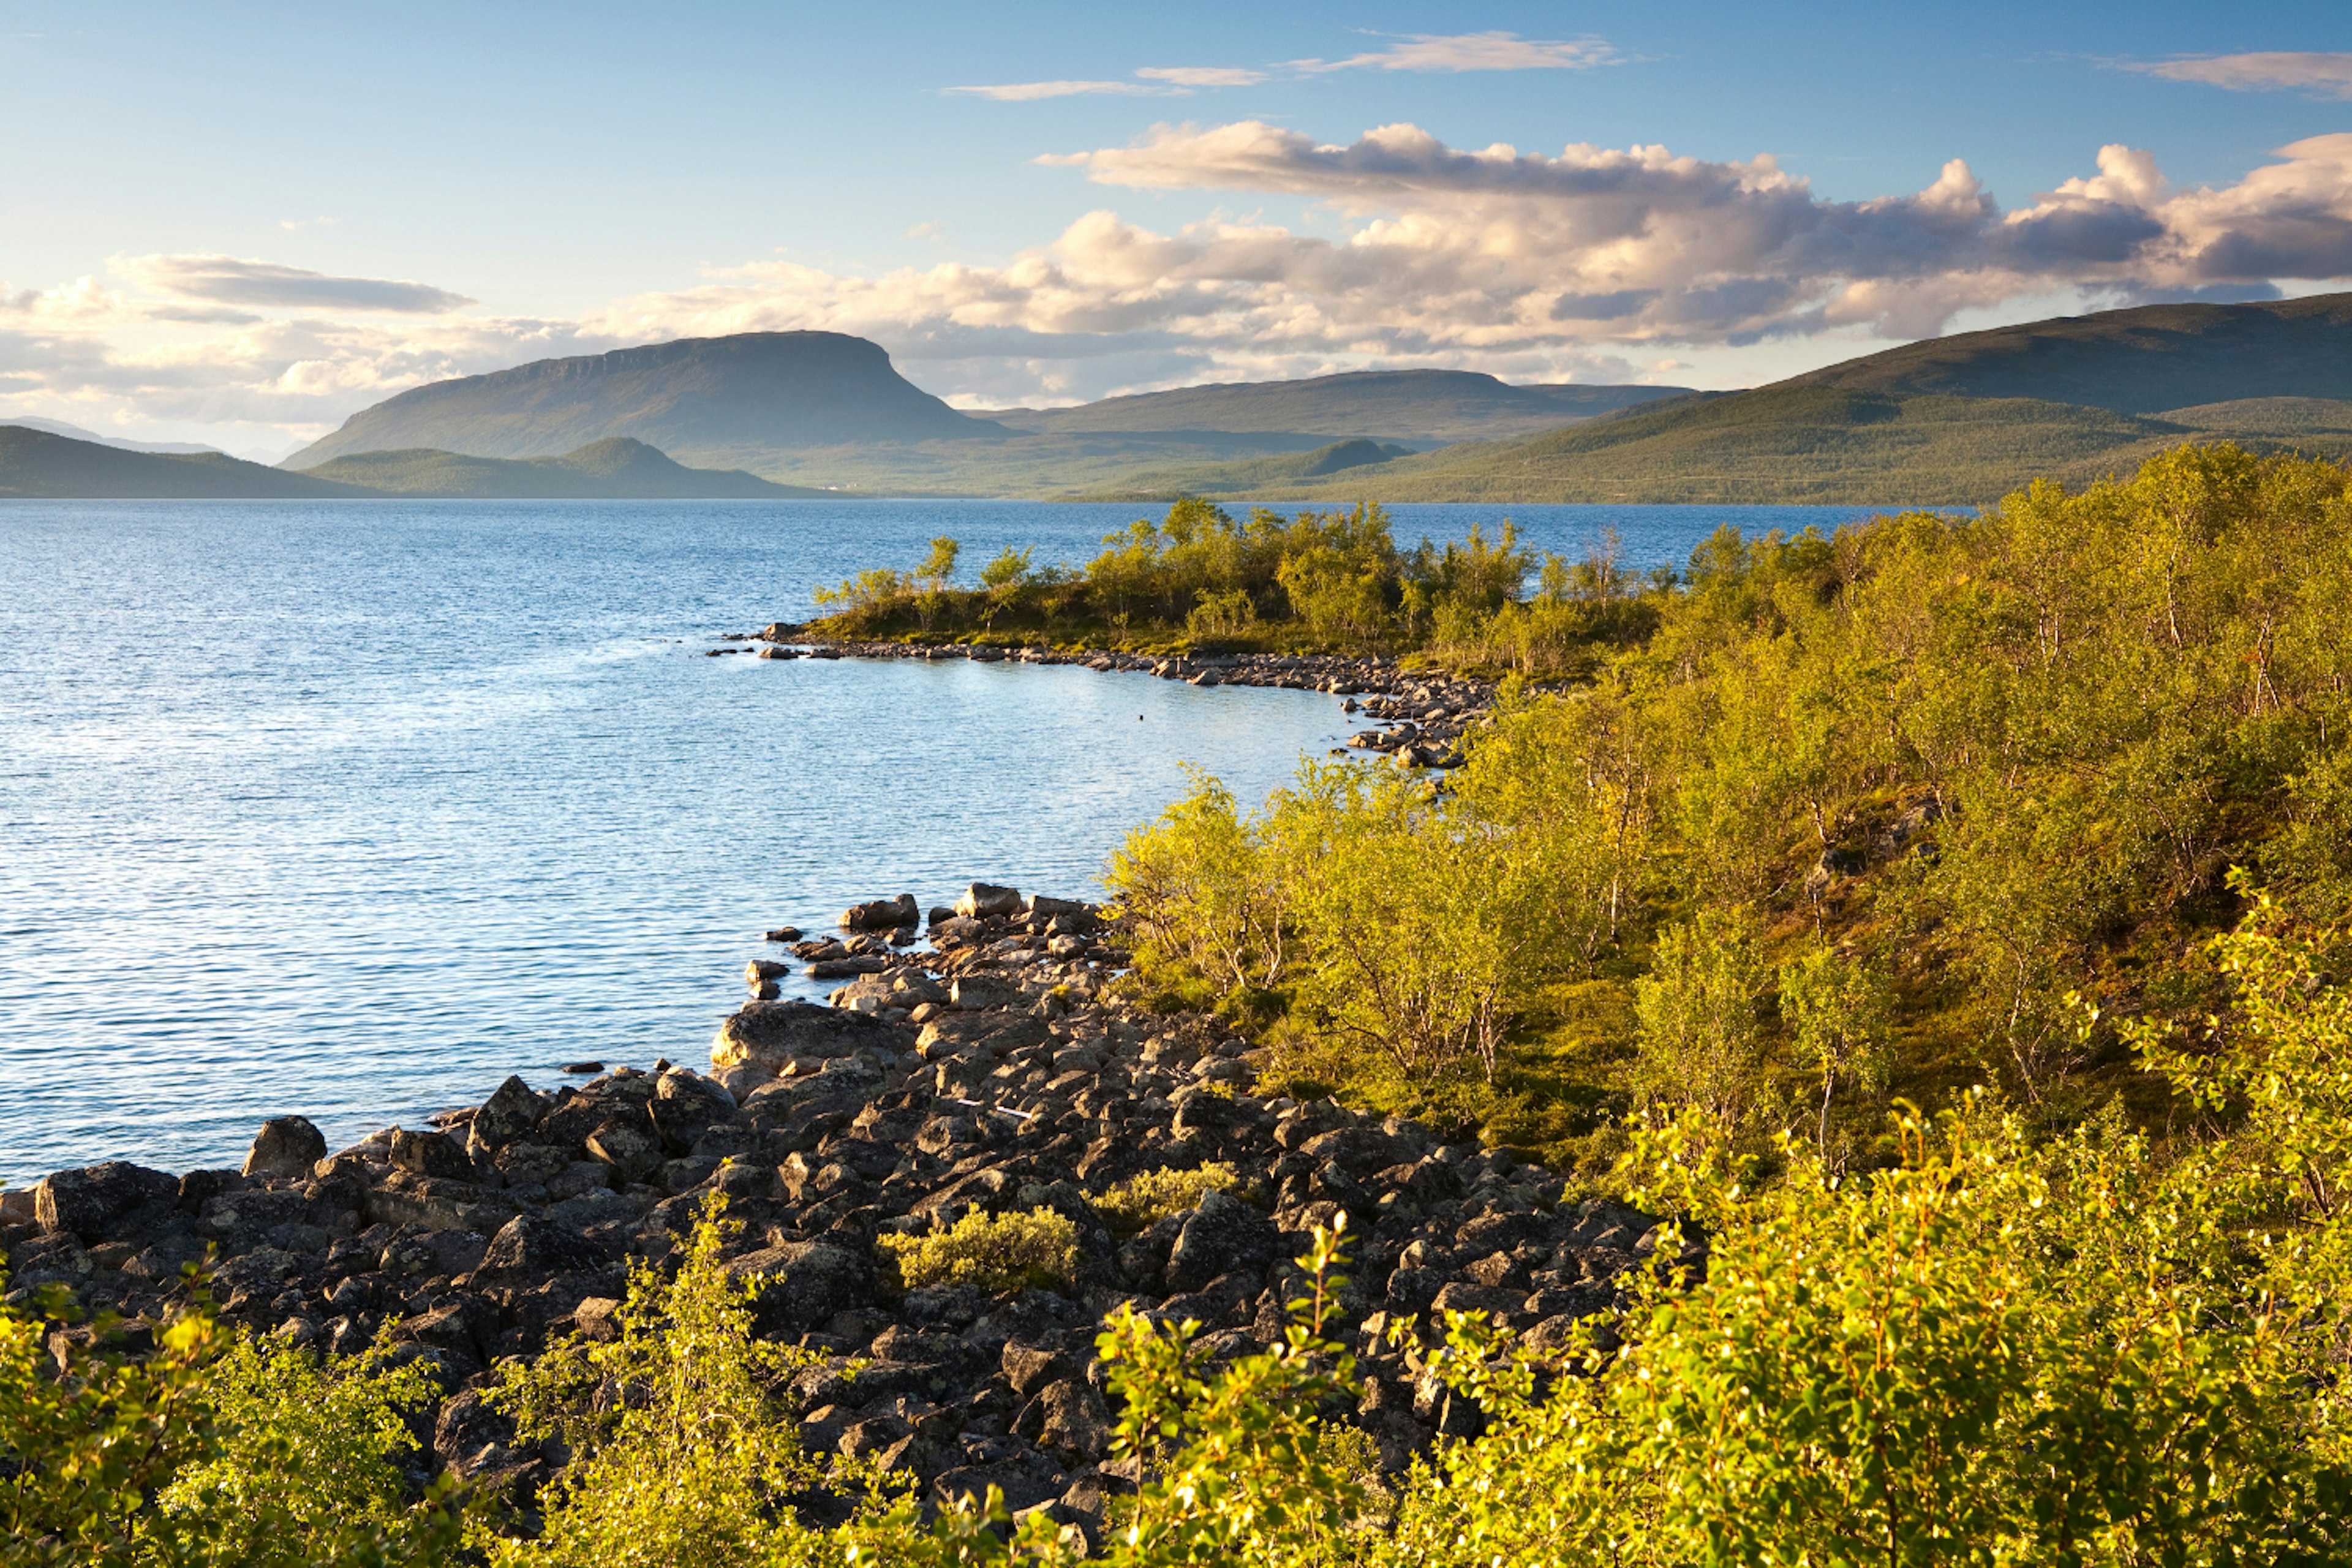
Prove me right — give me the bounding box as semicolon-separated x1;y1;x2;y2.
119;255;475;314
10;126;2352;440
2126;51;2352;99
1293;31;1619;74
1136;66;1266;88
945;79;1182;101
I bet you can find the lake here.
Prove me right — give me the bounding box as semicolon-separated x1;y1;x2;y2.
0;498;1892;1182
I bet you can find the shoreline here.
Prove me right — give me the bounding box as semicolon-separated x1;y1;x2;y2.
720;627;1508;767
4;881;1656;1532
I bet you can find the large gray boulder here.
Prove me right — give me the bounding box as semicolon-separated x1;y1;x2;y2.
711;999;905;1088
1164;1188;1280;1294
36;1161;178;1240
954;883;1022;918
242;1117;326;1180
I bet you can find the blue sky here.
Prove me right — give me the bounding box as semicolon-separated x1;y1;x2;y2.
3;1;2348;452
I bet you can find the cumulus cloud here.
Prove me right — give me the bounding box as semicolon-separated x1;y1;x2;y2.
2126;51;2352;99
12;124;2352;439
1294;31;1619;74
119;255;475;314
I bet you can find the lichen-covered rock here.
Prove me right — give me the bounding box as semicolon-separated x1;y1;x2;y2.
711;999;907;1088
241;1117;326;1180
1164;1188;1279;1295
36;1161;178;1240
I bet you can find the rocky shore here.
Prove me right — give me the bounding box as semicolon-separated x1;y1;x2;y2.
719;627;1503;768
2;884;1660;1542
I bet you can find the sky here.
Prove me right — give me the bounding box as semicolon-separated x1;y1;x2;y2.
3;0;2350;456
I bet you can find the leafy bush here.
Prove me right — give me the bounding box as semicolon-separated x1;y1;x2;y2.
0;1280;462;1567
878;1206;1080;1294
481;1197;859;1567
1090;1163;1240;1233
148;1331;458;1567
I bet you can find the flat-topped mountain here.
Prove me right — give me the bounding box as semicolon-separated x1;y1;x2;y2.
286;331;1004;467
989;369;1689;446
1781;292;2352;413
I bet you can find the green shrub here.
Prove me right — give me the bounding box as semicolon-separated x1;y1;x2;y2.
480;1197;864;1567
878;1207;1080;1294
1090;1163;1240;1232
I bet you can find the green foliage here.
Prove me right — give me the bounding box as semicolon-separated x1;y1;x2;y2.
481;1198;850;1568
145;1330;458;1568
1631;913;1769;1140
1090;1164;1240;1233
1778;940;1895;1158
0;1293;224;1567
918;536;961;592
1110;447;2352;1145
878;1206;1080;1294
807;498;1590;669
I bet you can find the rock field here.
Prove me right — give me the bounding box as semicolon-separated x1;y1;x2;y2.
3;882;1662;1540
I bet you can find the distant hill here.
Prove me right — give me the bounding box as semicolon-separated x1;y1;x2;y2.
2;426;849;500
286;331;1004;467
989;370;1690;445
2;417;223;455
1083;437;1415;499
0;425;369;499
296;437;835;498
1178;386;2352;507
1781;292;2352;413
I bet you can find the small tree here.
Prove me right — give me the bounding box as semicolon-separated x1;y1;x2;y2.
1633;913;1768;1141
1778;943;1894;1159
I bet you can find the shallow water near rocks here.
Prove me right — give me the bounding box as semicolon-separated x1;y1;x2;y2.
0;497;1886;1182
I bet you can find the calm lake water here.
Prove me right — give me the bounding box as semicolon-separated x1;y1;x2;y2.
0;498;1890;1182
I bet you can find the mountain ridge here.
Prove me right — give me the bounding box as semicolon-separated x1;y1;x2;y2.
1;426;842;500
287;331;1003;467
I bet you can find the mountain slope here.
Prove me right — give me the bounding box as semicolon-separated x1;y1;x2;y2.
1207;390;2179;505
990;369;1691;445
0;426;371;499
1781;292;2352;413
1082;437;1414;499
1232;385;2352;507
287;332;1004;466
296;437;837;498
2;417;224;455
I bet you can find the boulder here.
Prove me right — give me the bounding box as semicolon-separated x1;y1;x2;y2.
467;1076;548;1152
390;1128;474;1181
1164;1188;1279;1294
710;999;906;1086
36;1162;178;1240
730;1242;873;1334
842;894;918;931
954;883;1022;919
477;1214;603;1282
1016;1378;1112;1461
649;1069;736;1153
586;1120;665;1185
949;974;1027;1012
241;1117;326;1180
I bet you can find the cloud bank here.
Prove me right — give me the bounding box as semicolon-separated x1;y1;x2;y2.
7;125;2352;437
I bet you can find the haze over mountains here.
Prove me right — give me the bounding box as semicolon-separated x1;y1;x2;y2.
10;293;2352;503
0;427;822;500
